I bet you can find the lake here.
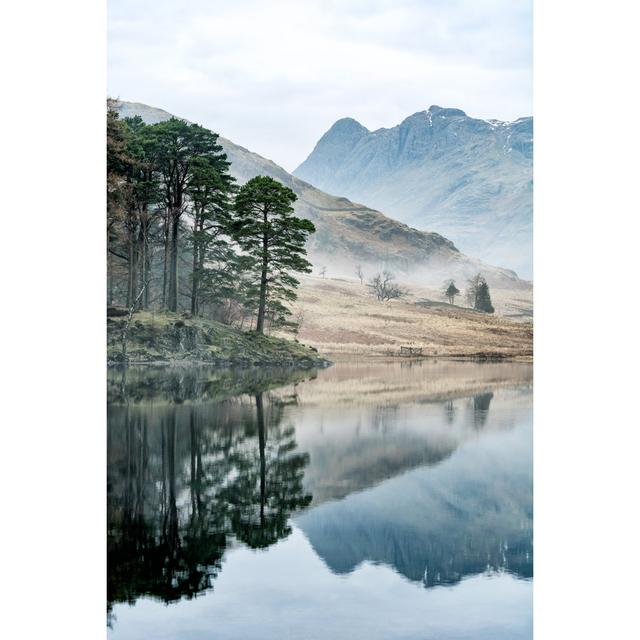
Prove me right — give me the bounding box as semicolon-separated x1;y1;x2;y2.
107;359;533;640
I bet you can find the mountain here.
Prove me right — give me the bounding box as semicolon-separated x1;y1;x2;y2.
294;106;533;278
113;101;529;289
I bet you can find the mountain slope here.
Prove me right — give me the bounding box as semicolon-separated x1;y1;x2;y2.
113;101;529;290
294;106;533;278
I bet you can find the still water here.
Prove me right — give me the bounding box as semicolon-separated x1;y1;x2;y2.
108;360;532;639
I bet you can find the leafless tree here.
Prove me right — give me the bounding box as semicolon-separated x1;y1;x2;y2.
465;273;484;307
355;264;364;284
368;271;408;301
319;265;327;279
121;278;150;362
293;307;305;338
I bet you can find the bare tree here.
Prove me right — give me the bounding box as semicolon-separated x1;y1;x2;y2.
355;264;364;284
319;265;327;279
465;273;484;307
121;279;149;362
293;307;305;339
368;271;408;301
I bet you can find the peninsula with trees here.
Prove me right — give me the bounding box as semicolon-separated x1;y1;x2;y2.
107;104;325;366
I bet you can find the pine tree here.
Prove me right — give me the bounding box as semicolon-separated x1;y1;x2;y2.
443;280;460;304
187;154;236;315
122;116;161;309
145;118;229;312
466;273;494;313
475;280;494;313
232;176;315;334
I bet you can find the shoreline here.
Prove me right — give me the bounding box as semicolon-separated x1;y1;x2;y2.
107;352;531;368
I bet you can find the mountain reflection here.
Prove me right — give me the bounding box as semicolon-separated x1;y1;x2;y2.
295;391;532;589
107;368;314;618
108;362;532;627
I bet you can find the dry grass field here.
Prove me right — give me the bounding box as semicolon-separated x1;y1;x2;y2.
278;275;533;359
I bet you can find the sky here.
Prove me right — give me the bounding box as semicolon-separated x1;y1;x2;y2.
108;0;532;171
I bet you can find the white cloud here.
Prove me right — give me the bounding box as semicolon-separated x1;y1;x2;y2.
108;0;532;170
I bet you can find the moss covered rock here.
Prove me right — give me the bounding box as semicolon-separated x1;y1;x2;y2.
107;311;330;368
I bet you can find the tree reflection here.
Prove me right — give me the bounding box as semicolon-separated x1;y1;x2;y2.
472;392;493;428
221;393;312;548
107;381;312;619
444;399;456;424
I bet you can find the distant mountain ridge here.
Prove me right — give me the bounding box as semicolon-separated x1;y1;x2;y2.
294;105;533;278
112;101;529;290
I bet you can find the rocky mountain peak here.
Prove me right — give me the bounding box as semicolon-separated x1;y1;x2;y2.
427;105;467;117
294;106;533;278
328;117;369;135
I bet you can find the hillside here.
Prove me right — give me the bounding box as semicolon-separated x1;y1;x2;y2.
294;106;533;278
277;275;533;359
113;101;530;291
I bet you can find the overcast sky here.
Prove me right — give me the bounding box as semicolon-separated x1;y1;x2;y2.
108;0;532;171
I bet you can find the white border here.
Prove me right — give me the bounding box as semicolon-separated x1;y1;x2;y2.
1;1;106;638
2;0;640;637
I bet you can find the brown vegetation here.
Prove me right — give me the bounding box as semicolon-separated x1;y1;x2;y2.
277;275;533;359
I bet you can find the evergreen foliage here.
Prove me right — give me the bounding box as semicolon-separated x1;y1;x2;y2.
475;281;495;313
232;176;316;334
106;105;315;335
465;273;494;313
443;280;460;305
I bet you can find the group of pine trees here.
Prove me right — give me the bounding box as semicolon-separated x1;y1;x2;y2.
443;274;494;313
107;102;315;334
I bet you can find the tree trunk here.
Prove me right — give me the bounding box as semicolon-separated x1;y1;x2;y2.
126;230;135;308
108;247;114;306
121;281;148;362
256;215;269;334
196;220;206;315
139;219;150;310
190;219;199;316
168;214;180;312
162;211;169;309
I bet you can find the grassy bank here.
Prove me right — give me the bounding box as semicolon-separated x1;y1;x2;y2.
107;310;330;368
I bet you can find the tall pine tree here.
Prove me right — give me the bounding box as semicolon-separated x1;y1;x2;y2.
232;177;315;334
187;154;236;315
145;118;229;312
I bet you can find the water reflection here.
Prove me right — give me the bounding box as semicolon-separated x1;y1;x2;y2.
295;404;532;588
108;361;532;638
473;391;494;428
219;393;312;549
108;368;314;618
